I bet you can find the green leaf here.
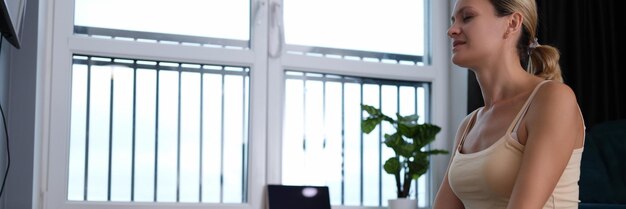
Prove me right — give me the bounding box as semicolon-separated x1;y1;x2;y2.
397;113;419;124
397;122;416;138
361;104;380;115
413;123;441;148
362;117;383;134
397;142;415;158
361;104;395;134
384;157;401;175
383;133;402;148
407;157;429;180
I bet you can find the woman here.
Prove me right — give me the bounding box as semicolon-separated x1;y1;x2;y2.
433;0;585;208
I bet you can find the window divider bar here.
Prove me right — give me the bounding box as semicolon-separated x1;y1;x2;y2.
241;71;248;202
107;67;115;201
340;81;346;205
414;84;419;201
426;84;432;123
219;67;226;203
424;84;432;205
322;78;327;149
131;61;138;201
176;64;182;202
199;68;205;202
154;62;161;202
377;84;383;207
83;57;93;201
320;76;327;199
302;76;307;153
359;82;364;206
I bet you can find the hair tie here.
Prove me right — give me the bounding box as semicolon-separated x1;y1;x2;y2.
528;37;539;55
527;37;539;72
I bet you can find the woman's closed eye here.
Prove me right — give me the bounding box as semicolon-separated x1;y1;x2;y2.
462;16;474;22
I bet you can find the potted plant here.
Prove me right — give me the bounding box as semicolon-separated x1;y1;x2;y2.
361;104;448;209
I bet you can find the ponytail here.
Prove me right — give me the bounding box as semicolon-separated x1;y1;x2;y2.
527;44;563;82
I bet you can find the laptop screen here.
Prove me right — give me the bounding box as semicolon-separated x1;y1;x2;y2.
266;184;331;209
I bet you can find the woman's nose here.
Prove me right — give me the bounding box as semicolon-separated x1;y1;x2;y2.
447;24;459;38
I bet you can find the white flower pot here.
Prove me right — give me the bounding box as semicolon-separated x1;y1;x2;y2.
388;198;417;209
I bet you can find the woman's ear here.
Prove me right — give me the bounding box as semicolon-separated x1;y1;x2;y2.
505;12;524;37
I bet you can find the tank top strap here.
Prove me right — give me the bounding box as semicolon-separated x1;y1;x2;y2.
508;80;552;134
458;108;481;151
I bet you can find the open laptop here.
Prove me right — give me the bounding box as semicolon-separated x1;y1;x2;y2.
266;184;331;209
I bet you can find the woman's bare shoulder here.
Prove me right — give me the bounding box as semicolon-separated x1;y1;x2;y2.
526;80;583;145
532;81;578;112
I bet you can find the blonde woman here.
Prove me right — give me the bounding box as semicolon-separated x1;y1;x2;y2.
433;0;585;208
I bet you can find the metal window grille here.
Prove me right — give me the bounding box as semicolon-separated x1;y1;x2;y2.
68;55;250;203
282;71;432;207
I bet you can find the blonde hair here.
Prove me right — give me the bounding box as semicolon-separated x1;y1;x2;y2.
490;0;563;82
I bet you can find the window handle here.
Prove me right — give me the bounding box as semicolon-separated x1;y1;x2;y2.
269;1;284;58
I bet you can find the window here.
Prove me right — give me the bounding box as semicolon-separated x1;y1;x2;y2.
40;0;451;209
68;56;249;203
282;71;432;207
74;0;250;47
283;0;426;64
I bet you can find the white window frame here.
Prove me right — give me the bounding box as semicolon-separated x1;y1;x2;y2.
34;0;458;209
38;0;268;208
266;0;452;208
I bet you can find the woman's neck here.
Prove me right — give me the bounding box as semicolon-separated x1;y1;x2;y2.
473;66;539;109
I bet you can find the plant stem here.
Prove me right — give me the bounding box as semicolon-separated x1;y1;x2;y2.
402;172;412;198
395;173;402;198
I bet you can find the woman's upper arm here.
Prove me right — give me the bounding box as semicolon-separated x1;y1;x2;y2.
506;83;583;209
433;172;465;209
433;111;475;209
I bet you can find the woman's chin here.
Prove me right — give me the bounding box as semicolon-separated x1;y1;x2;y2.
451;55;469;67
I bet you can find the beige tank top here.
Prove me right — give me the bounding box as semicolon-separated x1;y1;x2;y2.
448;80;584;209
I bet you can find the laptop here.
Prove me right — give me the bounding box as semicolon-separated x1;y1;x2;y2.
266;184;331;209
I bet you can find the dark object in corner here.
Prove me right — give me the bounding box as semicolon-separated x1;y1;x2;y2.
0;0;27;48
579;119;626;209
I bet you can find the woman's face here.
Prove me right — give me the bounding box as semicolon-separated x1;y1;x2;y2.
448;0;511;68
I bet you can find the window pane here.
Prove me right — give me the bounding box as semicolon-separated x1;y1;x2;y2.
202;73;223;202
134;68;157;202
68;56;250;203
284;0;425;56
179;72;201;203
87;65;113;201
110;66;134;201
343;83;362;205
282;71;432;207
74;0;250;41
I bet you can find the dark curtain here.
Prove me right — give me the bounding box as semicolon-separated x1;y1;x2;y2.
468;0;626;129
